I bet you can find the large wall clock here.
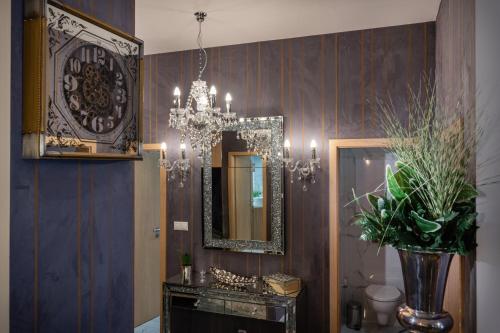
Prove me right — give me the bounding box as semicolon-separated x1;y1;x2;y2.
23;0;144;159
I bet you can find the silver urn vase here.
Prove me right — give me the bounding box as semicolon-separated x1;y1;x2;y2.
397;249;454;333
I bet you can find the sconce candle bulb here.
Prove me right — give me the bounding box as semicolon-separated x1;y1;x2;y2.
310;139;317;159
160;142;167;160
283;139;291;159
159;141;191;188
225;93;232;113
282;138;320;191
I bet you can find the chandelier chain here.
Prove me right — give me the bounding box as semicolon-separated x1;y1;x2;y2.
197;19;207;80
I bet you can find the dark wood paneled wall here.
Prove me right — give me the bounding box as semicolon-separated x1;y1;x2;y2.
436;1;476;333
10;1;135;332
436;0;475;117
144;23;435;332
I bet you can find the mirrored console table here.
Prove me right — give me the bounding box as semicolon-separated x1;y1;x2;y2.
163;273;305;333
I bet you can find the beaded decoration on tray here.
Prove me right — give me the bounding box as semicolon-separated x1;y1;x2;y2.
209;267;258;288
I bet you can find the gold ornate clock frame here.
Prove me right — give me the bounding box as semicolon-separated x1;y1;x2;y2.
23;0;144;159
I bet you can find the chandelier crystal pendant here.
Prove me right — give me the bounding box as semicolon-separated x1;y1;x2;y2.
169;11;237;157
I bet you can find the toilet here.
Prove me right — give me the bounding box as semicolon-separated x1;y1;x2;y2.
365;284;401;326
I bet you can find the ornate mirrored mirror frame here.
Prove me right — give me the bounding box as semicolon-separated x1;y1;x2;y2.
202;116;284;254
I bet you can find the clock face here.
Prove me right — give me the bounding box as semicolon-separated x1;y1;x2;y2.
62;45;128;135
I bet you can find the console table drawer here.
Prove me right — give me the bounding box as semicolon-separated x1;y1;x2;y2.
225;301;286;323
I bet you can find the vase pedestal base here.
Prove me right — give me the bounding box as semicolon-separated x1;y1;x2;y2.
397;304;453;333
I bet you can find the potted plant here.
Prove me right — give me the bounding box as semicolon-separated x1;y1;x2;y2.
180;253;192;284
352;87;478;333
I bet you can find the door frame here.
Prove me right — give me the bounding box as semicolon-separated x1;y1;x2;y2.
328;138;465;333
328;138;389;333
137;143;168;332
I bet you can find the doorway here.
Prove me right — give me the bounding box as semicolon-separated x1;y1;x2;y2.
134;145;167;333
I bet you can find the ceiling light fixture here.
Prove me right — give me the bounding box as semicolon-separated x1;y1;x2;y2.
169;11;237;157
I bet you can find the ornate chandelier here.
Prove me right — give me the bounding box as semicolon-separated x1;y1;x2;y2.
169;11;237;156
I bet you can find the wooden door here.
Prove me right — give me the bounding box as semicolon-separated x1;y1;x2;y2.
134;150;161;327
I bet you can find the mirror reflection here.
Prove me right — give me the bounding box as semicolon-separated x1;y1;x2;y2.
211;131;271;242
203;116;283;254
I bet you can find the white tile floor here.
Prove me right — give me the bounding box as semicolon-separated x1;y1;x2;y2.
134;316;160;333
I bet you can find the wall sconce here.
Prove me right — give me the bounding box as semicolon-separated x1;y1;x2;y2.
159;142;191;188
282;139;321;191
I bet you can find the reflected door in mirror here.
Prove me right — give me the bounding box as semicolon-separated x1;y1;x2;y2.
228;153;267;241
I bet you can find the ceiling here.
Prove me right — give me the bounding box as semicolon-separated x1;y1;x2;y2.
136;0;441;55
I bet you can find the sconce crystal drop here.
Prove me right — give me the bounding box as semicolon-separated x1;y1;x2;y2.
282;139;321;191
159;142;191;188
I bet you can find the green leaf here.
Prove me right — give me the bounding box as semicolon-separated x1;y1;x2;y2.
396;161;416;178
368;194;380;210
394;170;411;194
386;165;408;202
456;183;479;203
436;211;459;223
456;213;477;232
411;211;442;233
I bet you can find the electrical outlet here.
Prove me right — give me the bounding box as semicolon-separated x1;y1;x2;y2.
174;221;188;231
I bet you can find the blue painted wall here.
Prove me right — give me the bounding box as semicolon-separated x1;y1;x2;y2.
10;1;135;332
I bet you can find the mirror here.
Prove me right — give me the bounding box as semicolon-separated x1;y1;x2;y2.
202;116;284;254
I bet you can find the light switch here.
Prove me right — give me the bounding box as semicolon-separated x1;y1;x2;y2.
174;221;189;231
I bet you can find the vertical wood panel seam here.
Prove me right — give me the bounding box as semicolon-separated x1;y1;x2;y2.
179;51;184;254
131;161;135;331
287;40;293;273
407;26;413;125
424;23;429;77
370;30;375;130
33;161;39;333
279;40;285;273
107;171;112;333
190;49;194;258
361;31;365;137
244;44;249;272
335;35;339;138
300;38;305;267
155;56;158;143
319;34;326;331
257;42;261;116
148;57;152;143
89;165;94;333
77;162;82;333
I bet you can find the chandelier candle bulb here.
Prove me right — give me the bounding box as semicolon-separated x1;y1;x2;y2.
209;85;217;107
173;87;181;108
225;93;232;113
180;143;186;159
